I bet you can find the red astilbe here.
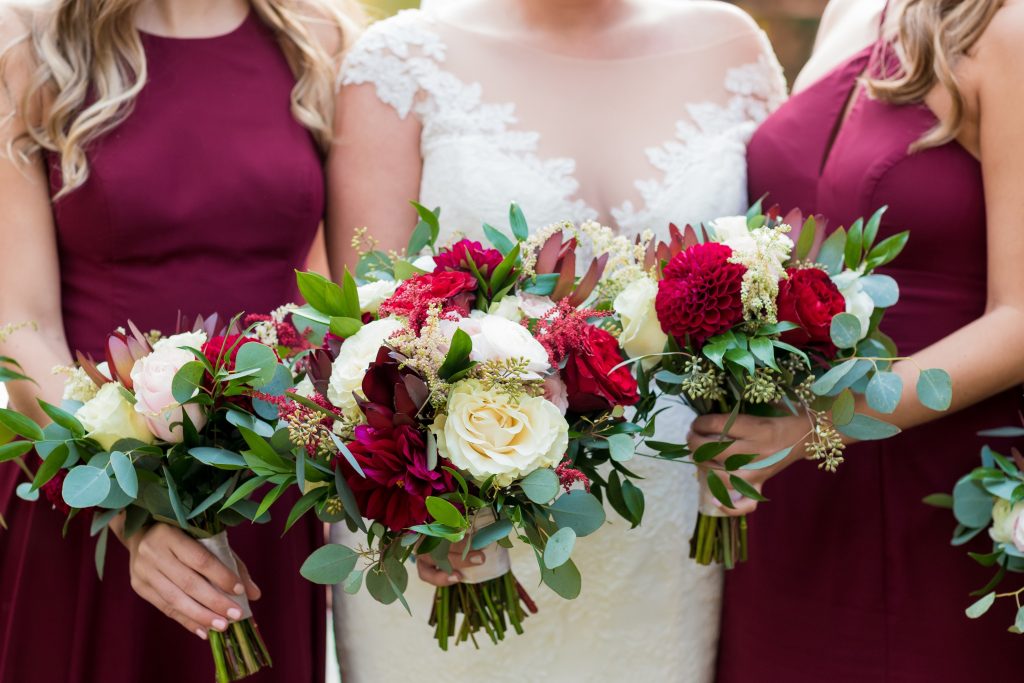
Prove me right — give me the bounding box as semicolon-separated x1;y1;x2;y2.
655;242;746;348
530;299;610;366
243;313;314;355
379;271;478;331
555;460;590;493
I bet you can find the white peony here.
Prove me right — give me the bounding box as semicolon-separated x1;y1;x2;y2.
448;314;550;379
432;380;569;486
76;382;155;450
833;271;874;341
710;216;756;254
153;330;208;352
613;275;667;369
327;317;405;418
357;280;399;316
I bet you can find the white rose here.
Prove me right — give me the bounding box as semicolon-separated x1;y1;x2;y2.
153;330;208;352
488;296;523;322
452;314;550;378
357;280;399;316
76;382;155;450
710;216;756;254
412;255;437;272
293;376;316;399
327;317;405;418
432;380;569;486
130;346;207;443
833;272;874;341
517;294;556;319
613;276;667;369
990;499;1024;545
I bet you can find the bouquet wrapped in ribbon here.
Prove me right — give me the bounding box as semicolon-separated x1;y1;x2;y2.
250;204;654;649
627;204;952;568
930;424;1024;632
0;311;313;682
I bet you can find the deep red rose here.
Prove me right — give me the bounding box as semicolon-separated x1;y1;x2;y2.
41;464;71;515
562;325;639;413
777;267;845;357
655;242;746;347
434;239;503;277
201;334;262;371
380;271;478;331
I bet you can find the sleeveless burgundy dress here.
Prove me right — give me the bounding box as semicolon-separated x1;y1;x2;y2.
0;15;326;682
717;25;1022;683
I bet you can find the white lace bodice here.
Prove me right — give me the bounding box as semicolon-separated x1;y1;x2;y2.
334;8;787;683
342;8;786;242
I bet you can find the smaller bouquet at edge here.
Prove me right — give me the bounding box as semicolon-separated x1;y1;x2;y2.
627;203;952;568
0;310;315;682
254;203;653;650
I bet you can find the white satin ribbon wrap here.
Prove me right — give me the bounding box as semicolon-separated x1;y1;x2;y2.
198;531;253;619
457;510;511;585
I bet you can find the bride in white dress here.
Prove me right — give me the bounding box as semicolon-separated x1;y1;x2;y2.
327;1;785;680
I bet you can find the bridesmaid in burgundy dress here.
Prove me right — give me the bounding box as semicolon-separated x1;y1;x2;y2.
687;0;1024;680
0;1;360;680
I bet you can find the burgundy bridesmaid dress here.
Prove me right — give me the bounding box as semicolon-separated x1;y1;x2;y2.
717;15;1022;683
0;14;327;682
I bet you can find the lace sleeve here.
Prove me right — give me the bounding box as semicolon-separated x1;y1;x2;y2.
339;9;446;120
724;29;789;123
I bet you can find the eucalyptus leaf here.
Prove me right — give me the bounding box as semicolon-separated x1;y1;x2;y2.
832;389;856;426
865;372;903;415
607;433;635;462
917;368;953;412
540;558;581;600
830;313;863;349
953;477;993;528
965;591;996;619
520;468;560;504
550;491;606;537
62;466;112;509
836;414;901;441
471;519;513;550
234;343;279;388
300;544;358;585
860;274;900;308
543;527;576;569
109;451;138;498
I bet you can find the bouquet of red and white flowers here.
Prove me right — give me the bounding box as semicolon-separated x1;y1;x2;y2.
0;311;314;682
250;204;653;649
625;204;952;567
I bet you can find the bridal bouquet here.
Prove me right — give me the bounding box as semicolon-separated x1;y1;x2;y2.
630;205;952;568
930;425;1024;632
0;312;313;682
254;204;653;649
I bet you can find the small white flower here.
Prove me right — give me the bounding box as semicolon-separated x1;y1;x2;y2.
153;330;208;352
445;314;551;379
412;255;437;272
833;271;874;341
56;366;100;404
357;280;399;316
710;216;757;254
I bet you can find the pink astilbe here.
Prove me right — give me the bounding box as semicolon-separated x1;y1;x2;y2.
555;460;591;493
530;299;611;366
379;271;477;332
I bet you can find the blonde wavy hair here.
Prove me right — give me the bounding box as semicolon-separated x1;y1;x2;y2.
3;0;364;197
868;0;1004;151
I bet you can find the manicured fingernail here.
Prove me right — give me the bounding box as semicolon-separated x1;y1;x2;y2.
470;554;485;565
227;608;242;621
232;583;245;596
212;619;227;631
447;574;461;584
195;628;208;640
730;491;743;503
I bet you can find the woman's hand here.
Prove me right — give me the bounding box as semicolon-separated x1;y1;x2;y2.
415;541;486;587
122;523;261;639
687;413;812;517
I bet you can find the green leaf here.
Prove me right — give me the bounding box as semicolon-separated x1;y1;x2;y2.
392;260;427;281
296;271;347;317
607;433;635;462
342;569;364;595
509;203;529;241
730;475;768;502
221;476;265;511
832;389;856;426
724;348;756;376
188;478;235;520
329;432;365;478
620;478;645;526
741;446;793;471
692;440;733;464
922;493;954;509
94;526;109;580
862;206;886;250
426;496;466;528
340;269;362;321
830;313;863;349
748;336;778;370
407;218;433;257
705;470;734;509
329;317;363;339
254;480;289;519
953;478;993;528
917;368;952;412
549;491;606;537
471;519;513;549
703;342;729;368
860;274;900;308
189;447;247;470
794;215;817;261
0;441;33;462
521;468;560;504
37;400;85;438
109;451;138;498
866;371;903;414
844;218;864;269
865;231;910;270
334;463;366;533
411;202;441;246
171;361;206;405
818;226;847;275
233;343;279;388
979;427;1024;438
0;408;44;441
483;224;516;255
724;453;757;471
488;243;520;293
543;527;576;569
16;482;39;501
31;442;68;491
523;273;559;296
1014;605;1024;633
965;591;996;619
540;558;582;600
300;544;359;585
366;564;402;605
836;414;901;441
437;328;473;381
811;359;857;395
162;466;189;527
62;466;112;508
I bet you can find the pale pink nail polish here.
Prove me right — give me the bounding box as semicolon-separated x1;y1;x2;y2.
227;608;242;621
212;618;227;631
447;574;461;584
195;628;208;641
232;583;245;596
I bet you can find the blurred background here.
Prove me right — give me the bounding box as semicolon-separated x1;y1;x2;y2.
360;0;832;83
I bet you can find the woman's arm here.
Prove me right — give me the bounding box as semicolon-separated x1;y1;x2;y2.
690;5;1024;515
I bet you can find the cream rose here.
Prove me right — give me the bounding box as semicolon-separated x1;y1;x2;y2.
76;382;155;450
613;275;668;368
357;280;399;316
449;314;550;379
990;499;1024;546
432;381;569;486
327;317;405;418
833;271;874;341
153;330;208;352
130;346;207;443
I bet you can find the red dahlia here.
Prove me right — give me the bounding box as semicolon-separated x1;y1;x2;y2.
655;242;746;347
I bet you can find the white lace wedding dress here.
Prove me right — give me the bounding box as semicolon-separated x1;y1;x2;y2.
332;7;786;682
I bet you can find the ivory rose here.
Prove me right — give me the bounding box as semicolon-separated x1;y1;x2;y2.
613;275;667;368
76;382;154;450
990;499;1024;551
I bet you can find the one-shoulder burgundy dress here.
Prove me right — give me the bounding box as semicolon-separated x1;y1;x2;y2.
0;14;326;682
717;16;1022;683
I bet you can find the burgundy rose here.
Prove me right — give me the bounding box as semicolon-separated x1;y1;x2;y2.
562;325;639;413
434;239;503;277
777;267;845;357
655;242;746;347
